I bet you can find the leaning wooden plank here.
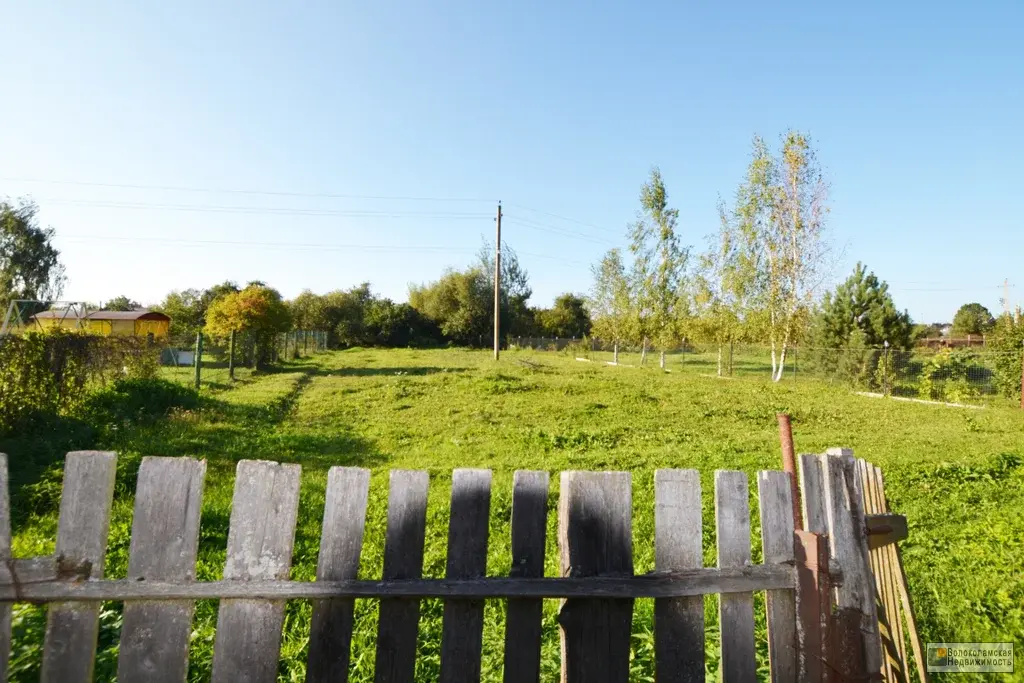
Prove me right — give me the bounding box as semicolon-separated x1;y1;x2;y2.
0;455;10;680
440;470;492;683
822;451;883;681
306;467;371;683
211;460;301;683
374;470;430;683
798;454;827;534
874;466;929;683
558;471;633;683
118;457;206;683
758;471;797;683
40;451;118;683
502;471;549;683
856;460;892;682
715;470;756;683
0;565;794;601
653;469;704;683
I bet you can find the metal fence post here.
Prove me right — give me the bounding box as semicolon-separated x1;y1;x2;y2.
1019;340;1024;410
613;342;618;365
193;332;203;390
883;341;891;397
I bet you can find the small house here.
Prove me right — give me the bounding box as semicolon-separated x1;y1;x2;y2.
31;309;171;338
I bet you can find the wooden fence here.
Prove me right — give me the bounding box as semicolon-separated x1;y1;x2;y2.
0;449;917;682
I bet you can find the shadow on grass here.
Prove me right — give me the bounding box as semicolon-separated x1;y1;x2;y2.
322;366;468;377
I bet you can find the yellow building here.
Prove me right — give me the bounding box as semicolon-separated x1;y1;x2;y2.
30;309;171;338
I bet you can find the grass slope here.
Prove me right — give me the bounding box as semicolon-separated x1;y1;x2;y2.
4;348;1022;681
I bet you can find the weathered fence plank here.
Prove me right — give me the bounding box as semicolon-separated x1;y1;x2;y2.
798;454;827;534
758;471;797;683
0;454;10;681
822;450;883;681
375;470;430;683
118;457;207;683
865;464;907;676
858;459;901;682
715;470;756;683
211;460;301;683
40;451;117;683
440;469;493;683
654;469;704;683
306;467;371;683
502;471;549;683
558;471;633;683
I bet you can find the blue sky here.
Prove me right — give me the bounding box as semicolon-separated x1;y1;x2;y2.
1;1;1021;322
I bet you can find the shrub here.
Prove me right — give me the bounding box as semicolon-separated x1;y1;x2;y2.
919;349;985;402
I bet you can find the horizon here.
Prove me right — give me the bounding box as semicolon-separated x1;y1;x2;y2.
2;1;1021;322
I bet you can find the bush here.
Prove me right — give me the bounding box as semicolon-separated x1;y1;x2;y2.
987;314;1024;400
919;349;985;402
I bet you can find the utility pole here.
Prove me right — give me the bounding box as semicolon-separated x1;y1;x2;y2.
494;201;502;360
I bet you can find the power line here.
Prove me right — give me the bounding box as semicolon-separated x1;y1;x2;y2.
37;198;491;219
2;177;493;203
504;202;621;235
503;215;618;246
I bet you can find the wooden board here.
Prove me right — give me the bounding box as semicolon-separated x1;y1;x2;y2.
715;470;756;683
758;471;797;683
558;471;633;683
118;457;207;683
653;469;704;683
306;467;371;683
374;470;430;683
502;471;549;683
798;454;827;534
439;469;492;683
211;460;301;683
40;451;118;683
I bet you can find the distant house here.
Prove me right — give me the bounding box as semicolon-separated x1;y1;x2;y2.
31;309;171;338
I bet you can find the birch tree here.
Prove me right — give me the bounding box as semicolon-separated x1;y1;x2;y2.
729;132;831;381
588;248;634;343
627;168;690;348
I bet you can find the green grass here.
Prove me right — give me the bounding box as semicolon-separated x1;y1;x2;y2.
4;347;1023;681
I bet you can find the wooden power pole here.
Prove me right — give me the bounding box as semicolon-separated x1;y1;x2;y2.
494;202;502;360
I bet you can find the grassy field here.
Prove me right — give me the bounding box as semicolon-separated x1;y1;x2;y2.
3;347;1023;681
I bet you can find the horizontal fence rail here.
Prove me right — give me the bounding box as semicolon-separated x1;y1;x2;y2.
0;449;899;682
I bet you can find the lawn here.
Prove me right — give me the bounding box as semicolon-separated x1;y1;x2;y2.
3;347;1023;681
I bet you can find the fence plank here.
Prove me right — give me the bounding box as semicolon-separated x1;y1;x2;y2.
306;467;371;683
654;469;704;683
798;454;827;534
822;450;883;680
558;471;633;683
118;457;207;683
502;471;549;683
375;470;430;683
0;455;10;680
865;464;907;676
758;471;797;683
715;470;756;683
211;460;301;683
440;469;492;683
40;451;118;683
875;466;928;683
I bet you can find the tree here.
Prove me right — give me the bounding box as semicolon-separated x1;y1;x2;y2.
409;268;491;345
154;281;240;340
104;295;141;311
588;248;635;343
535;294;592;338
627;168;690;347
987;311;1024;400
952;303;994;336
811;263;913;350
476;241;534;336
724;132;831;381
205;284;291;367
1;200;66;315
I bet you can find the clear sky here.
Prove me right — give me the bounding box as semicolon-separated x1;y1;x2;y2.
1;1;1021;323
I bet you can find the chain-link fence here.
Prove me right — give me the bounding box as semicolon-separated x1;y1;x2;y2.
510;336;1023;405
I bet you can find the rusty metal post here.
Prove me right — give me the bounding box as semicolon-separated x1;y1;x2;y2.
1019;340;1024;410
777;413;804;530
